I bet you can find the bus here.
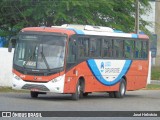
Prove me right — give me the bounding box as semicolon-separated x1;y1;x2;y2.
8;24;149;100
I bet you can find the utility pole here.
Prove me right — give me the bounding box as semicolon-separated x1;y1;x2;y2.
135;0;139;34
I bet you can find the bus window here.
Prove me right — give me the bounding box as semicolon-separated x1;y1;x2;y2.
124;40;134;59
103;39;112;57
113;39;123;58
67;38;76;69
142;41;148;59
78;37;89;58
89;38;101;57
135;41;142;59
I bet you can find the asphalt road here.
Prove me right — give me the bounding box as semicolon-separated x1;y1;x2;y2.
0;90;160;120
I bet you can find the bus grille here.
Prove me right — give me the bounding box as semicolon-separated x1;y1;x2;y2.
22;84;50;91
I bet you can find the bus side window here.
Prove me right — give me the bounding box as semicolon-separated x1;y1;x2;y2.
78;37;89;58
124;40;134;59
142;41;148;59
103;39;112;57
89;38;101;57
67;38;76;69
113;39;123;58
135;41;142;59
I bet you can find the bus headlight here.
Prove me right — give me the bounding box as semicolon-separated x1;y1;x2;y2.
51;76;63;83
52;78;58;83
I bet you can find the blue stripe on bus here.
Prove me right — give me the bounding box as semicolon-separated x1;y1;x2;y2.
67;28;84;34
132;34;138;38
87;59;132;86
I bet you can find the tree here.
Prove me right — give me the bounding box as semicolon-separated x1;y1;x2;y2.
0;0;150;38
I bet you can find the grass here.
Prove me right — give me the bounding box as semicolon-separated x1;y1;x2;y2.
151;66;160;80
0;87;28;93
145;84;160;90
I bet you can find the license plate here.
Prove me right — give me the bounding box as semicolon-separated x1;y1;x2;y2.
31;88;39;92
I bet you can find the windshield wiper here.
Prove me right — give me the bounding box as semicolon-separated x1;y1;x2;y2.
40;44;50;72
40;51;50;71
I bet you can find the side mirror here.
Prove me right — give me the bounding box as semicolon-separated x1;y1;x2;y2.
8;36;17;52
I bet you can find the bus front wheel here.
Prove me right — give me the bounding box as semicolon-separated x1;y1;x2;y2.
72;81;83;100
30;91;38;98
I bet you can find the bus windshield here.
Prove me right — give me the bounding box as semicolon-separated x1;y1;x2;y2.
14;34;66;70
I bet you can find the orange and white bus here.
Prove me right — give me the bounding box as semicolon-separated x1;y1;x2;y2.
9;24;149;100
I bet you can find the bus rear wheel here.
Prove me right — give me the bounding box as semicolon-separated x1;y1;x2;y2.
30;91;39;98
115;79;126;98
109;92;115;98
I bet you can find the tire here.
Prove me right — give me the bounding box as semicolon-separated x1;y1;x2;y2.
72;81;83;100
115;79;126;98
109;92;115;98
83;93;89;97
30;91;39;98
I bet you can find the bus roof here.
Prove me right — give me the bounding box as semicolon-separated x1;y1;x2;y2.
21;25;149;39
21;27;75;37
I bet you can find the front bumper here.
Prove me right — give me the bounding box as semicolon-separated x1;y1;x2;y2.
12;74;65;93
